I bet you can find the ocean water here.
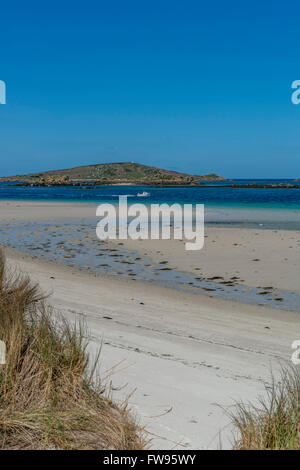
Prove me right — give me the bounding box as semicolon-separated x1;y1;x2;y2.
1;179;300;207
1;179;300;230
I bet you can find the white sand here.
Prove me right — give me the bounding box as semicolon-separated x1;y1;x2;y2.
1;200;299;449
116;228;300;294
3;248;298;449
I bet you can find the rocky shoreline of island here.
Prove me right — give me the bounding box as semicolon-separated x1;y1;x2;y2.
209;182;300;189
6;177;207;187
8;181;300;189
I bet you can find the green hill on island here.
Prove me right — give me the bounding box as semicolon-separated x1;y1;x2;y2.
0;162;225;186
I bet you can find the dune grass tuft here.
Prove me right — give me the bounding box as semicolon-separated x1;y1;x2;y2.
0;251;146;450
231;365;300;450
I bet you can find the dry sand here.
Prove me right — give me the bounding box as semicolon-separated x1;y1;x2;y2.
1;200;299;449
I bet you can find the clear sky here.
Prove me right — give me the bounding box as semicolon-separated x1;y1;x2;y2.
0;0;299;178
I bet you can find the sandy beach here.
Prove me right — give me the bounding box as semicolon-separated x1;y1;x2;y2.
116;226;300;295
1;200;299;448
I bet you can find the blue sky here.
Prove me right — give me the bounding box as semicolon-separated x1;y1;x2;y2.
0;0;299;178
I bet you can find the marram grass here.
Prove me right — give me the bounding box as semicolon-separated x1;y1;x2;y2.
230;365;300;450
0;251;146;450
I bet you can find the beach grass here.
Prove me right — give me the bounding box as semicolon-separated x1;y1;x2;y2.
0;251;146;450
231;365;300;449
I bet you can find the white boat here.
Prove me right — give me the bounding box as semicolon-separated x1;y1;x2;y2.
137;191;150;197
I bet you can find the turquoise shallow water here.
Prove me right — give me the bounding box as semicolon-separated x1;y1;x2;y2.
1;179;300;229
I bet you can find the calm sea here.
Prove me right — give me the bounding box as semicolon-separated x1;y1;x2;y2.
1;179;300;229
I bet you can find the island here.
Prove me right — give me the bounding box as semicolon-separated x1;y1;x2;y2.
0;162;226;187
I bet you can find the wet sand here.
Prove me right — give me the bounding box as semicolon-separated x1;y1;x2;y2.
0;200;300;311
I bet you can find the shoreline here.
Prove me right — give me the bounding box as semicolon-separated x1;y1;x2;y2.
2;196;300;210
0;200;299;312
3;231;300;313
